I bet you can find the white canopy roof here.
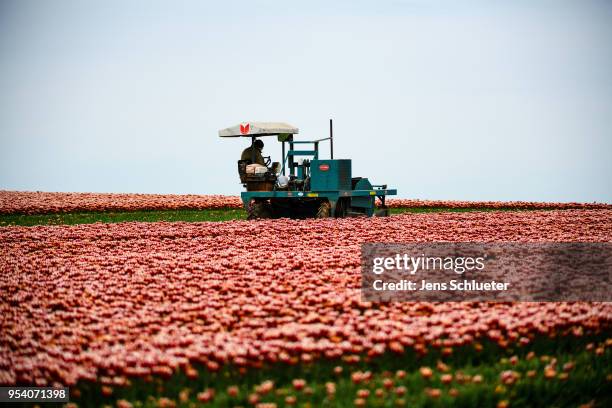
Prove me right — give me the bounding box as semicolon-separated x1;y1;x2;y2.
218;122;299;137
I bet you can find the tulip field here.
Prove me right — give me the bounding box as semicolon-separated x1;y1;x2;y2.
1;191;610;215
2;190;611;227
1;192;611;407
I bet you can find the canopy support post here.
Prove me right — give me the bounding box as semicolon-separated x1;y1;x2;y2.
288;135;295;176
329;118;334;159
282;141;286;175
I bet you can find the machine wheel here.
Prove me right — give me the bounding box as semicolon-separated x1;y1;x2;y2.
375;207;390;217
334;198;348;218
247;200;273;220
315;200;331;218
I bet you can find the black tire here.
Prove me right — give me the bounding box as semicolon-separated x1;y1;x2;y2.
270;199;292;219
316;200;331;218
247;200;273;220
375;207;390;217
334;198;348;218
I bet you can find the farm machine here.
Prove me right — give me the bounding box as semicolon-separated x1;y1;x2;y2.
219;120;396;219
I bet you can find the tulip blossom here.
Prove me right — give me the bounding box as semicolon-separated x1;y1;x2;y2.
420;367;433;379
356;389;370;398
441;374;453;385
196;389;214;403
292;379;306;391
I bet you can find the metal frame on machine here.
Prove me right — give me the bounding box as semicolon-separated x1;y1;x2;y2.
241;120;396;217
241;188;395;217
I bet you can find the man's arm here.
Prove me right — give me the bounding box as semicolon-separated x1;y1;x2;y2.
255;150;265;166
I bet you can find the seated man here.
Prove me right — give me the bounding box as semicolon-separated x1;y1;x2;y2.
241;139;266;166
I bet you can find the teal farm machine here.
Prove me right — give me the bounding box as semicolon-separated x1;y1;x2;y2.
219;120;396;219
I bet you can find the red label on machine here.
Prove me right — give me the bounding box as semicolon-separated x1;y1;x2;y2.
240;123;250;134
319;164;330;171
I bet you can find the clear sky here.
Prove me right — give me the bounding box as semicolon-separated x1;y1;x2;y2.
1;0;611;202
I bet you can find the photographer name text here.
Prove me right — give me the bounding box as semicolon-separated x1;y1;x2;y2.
370;253;509;292
372;279;509;291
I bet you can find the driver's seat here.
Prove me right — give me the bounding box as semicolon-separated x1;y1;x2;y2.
237;159;250;183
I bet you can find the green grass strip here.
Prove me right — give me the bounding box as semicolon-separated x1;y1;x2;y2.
0;207;544;227
0;208;246;226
